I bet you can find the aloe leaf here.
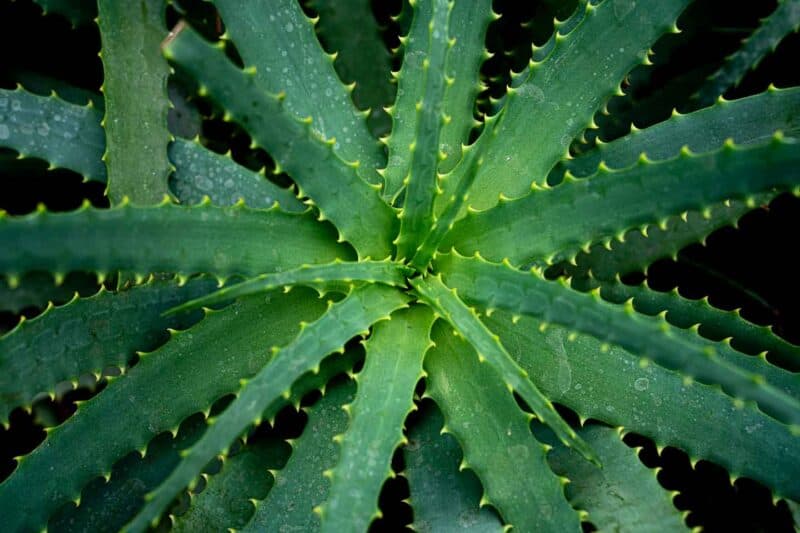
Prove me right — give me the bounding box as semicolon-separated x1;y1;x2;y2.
50;346;361;533
425;320;582;532
0;202;350;280
167;259;411;315
435;253;800;427
212;0;385;187
164;24;396;260
395;0;452;261
171;438;290;532
410;275;598;465
444;137;800;266
403;402;504;532
168;139;306;211
97;0;172;204
445;0;691;213
484;310;800;501
693;0;800;109
309;0;394;136
0;271;98;314
319;306;433;531
243;378;356;533
565;195;773;281
436;0;494;174
0;288;330;532
550;86;800;183
577;277;800;373
0;87;105;181
127;284;410;531
382;0;434;202
47;415;207;533
532;423;687;532
0;276;217;425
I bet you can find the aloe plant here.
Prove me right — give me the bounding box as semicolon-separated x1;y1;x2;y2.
1;0;799;531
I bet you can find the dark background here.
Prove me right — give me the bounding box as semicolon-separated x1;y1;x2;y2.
0;0;798;531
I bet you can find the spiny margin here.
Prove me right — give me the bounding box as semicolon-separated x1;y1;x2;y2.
317;305;435;532
533;423;688;532
441;0;691;213
692;0;800;108
0;275;217;425
0;288;330;532
0;87;106;181
484;310;800;502
164;23;396;259
0;200;352;281
168;138;306;212
550;85;800;184
97;0;173;204
124;284;410;532
435;253;800;428
165;259;412;316
425;319;582;532
394;0;453;262
403;401;504;532
410;275;599;464
443;136;800;267
240;378;356;533
213;0;386;186
573;276;800;373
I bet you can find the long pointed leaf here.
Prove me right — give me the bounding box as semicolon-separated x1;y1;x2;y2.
126;284;409;531
435;253;800;427
319;306;433;532
164;24;396;259
0;202;350;280
410;275;598;464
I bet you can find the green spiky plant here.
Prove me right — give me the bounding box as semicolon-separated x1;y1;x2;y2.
1;0;799;531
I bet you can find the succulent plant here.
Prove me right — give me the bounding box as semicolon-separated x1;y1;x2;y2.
1;0;799;531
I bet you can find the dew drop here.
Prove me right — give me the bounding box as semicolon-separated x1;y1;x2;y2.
634;377;649;391
0;124;9;140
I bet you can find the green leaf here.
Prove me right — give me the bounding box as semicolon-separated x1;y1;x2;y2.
309;0;395;136
97;0;172;204
444;137;800;267
126;284;410;532
168;138;306;211
576;277;800;373
435;253;800;427
243;378;356;533
164;24;396;260
0;202;351;280
565;195;773;281
425;320;582;532
171;437;290;532
0;288;330;532
444;0;691;213
550;86;800;184
395;0;452;262
382;0;434;202
410;275;598;465
319;306;433;532
693;0;800;108
532;423;687;532
0;276;217;425
0;271;98;314
48;414;208;533
404;402;504;532
49;347;362;533
436;0;494;174
484;310;800;501
166;259;412;315
213;0;385;186
0;87;106;181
